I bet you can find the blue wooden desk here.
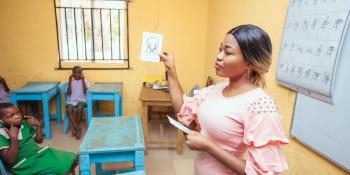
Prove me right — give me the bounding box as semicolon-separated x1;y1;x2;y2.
87;82;122;126
79;116;145;175
10;82;61;139
115;170;146;175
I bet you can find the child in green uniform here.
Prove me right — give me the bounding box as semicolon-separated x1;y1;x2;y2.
0;103;78;175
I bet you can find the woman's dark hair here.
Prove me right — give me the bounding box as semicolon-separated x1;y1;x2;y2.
227;24;272;87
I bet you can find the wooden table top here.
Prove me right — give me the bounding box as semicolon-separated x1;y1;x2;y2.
139;86;171;102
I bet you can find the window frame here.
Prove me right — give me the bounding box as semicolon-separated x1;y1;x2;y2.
53;0;130;70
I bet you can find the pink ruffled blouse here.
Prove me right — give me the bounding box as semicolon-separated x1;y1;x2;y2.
178;82;289;175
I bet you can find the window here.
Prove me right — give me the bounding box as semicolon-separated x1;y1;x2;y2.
54;0;129;69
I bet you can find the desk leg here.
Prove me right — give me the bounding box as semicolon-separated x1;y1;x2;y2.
119;96;123;116
80;154;90;175
141;102;148;153
87;93;93;126
42;94;51;139
55;93;62;125
134;150;145;171
114;94;120;117
95;163;103;175
177;129;184;155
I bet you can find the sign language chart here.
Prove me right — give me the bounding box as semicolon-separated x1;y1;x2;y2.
277;0;350;99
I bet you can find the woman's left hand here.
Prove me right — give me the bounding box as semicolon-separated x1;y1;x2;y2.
186;130;212;151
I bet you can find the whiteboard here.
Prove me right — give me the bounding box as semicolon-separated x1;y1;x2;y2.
276;0;350;103
290;8;350;171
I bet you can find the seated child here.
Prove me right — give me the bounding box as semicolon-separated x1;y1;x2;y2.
0;75;10;103
0;103;78;175
66;66;89;139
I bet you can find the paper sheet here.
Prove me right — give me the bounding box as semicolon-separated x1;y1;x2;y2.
140;32;163;62
167;115;191;134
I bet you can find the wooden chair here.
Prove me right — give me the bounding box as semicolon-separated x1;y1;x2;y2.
149;106;174;139
148;84;201;154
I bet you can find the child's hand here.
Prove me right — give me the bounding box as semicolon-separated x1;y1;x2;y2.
23;116;41;127
69;74;74;80
4;125;19;140
81;74;85;80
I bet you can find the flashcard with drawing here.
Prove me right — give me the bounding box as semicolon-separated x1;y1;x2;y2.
140;32;163;62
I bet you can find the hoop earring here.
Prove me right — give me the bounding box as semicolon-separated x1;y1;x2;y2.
245;69;251;80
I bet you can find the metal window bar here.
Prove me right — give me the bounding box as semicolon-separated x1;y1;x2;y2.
82;9;87;60
54;1;129;69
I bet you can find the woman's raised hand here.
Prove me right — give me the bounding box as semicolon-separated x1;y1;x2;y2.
159;51;176;73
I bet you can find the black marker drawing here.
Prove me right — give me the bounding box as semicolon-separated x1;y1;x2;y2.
326;46;335;56
321;16;330;29
293;22;300;30
311;71;320;81
282;43;288;52
305;46;313;55
297;66;303;79
286;22;293;30
333;18;344;30
145;37;159;57
321;72;330;85
298;0;303;7
311;18;319;30
291;65;296;75
315;44;323;57
284;65;289;73
302;20;309;30
304;68;312;79
279;63;284;69
297;45;304;54
289;43;296;52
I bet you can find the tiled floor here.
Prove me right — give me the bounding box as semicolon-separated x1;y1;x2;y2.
39;117;194;175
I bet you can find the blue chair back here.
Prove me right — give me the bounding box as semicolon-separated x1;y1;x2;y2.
59;83;68;105
0;158;11;175
59;83;70;134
